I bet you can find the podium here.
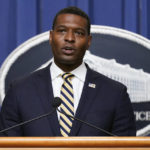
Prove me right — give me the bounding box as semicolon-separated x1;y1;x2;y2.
0;137;150;150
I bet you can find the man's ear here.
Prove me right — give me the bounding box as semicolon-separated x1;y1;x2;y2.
49;30;53;45
87;35;92;49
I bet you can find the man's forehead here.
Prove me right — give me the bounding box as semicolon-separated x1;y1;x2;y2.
54;13;88;28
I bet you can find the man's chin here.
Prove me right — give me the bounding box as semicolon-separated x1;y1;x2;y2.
57;57;77;65
55;59;82;69
60;60;79;66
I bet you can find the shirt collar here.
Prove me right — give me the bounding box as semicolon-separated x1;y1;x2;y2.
50;60;87;82
71;62;87;82
50;60;63;81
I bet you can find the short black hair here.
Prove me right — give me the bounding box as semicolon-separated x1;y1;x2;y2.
52;6;91;35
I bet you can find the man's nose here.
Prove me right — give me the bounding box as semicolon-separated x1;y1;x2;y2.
64;31;75;43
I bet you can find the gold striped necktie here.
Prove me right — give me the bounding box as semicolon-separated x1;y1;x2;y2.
60;73;74;137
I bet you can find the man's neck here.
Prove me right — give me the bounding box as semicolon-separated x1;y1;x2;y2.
54;61;83;72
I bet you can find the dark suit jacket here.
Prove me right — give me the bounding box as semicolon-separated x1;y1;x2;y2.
0;64;136;136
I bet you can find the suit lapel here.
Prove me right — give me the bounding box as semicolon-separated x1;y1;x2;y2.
70;66;99;136
32;64;100;136
33;65;61;136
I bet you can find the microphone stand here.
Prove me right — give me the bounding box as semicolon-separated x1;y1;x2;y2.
57;108;117;136
0;109;56;133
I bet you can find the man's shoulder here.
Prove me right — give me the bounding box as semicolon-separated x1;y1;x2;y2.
10;65;50;89
87;66;127;90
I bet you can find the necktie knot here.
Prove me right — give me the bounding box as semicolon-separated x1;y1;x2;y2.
62;73;74;81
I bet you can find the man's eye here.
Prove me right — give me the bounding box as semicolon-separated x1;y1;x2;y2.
57;29;66;33
75;31;84;36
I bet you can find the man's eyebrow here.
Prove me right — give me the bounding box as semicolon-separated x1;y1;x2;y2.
55;25;66;28
54;25;87;33
75;28;86;31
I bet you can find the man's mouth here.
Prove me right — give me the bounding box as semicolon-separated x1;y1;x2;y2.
62;46;75;55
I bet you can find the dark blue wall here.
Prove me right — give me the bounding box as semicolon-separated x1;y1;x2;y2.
0;0;150;66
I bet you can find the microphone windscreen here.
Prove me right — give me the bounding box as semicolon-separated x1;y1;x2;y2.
52;97;62;108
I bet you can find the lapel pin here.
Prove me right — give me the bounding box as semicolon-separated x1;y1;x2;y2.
88;83;96;88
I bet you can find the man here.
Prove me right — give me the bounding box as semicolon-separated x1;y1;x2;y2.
0;6;136;136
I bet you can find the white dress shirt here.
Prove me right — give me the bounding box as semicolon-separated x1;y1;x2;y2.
50;60;87;119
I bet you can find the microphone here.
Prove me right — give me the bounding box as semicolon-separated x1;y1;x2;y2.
57;97;117;136
0;97;61;133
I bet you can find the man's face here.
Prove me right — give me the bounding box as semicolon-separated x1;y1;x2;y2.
49;13;91;71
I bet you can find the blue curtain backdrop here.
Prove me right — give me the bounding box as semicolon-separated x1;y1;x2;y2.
0;0;150;66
